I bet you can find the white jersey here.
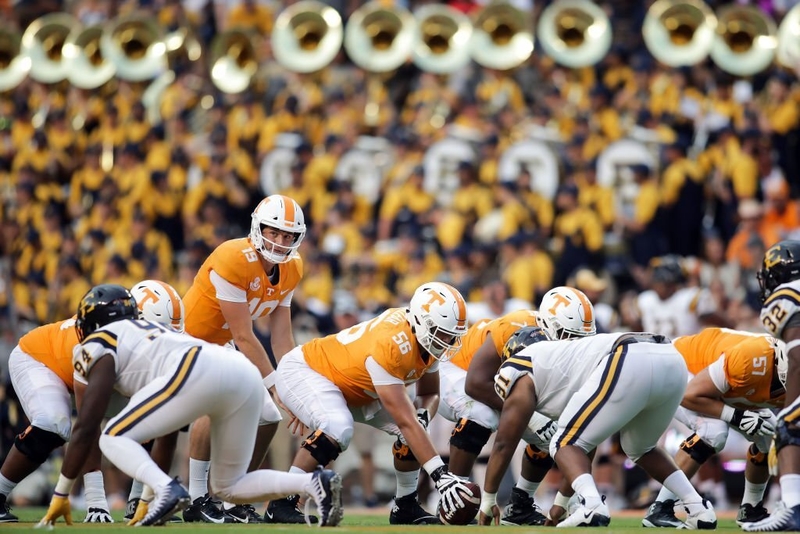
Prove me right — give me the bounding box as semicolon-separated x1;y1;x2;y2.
638;286;716;338
73;319;224;397
761;279;800;340
495;332;637;420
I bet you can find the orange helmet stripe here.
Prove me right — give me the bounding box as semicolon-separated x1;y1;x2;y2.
155;281;182;329
568;287;594;330
279;195;296;228
441;283;467;329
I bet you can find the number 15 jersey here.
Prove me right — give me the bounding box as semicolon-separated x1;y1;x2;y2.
302;308;436;407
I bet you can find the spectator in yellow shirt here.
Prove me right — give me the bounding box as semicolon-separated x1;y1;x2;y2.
502;232;554;305
552;183;604;285
226;0;273;34
620;164;668;267
377;165;435;240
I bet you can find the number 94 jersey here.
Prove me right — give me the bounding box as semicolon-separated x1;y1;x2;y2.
761;280;800;341
302;308;436;407
73;319;213;397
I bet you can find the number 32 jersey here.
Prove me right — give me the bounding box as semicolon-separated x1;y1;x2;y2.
761;279;800;341
302;308;436;407
184;238;303;345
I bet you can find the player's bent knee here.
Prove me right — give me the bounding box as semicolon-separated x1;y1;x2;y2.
259;397;282;425
14;425;66;464
679;433;717;464
302;430;342;465
775;419;800;452
450;418;492;455
748;443;768;466
524;444;554;470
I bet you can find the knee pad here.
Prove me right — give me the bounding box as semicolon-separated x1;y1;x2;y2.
775;419;800;452
748;443;768;466
14;425;66;464
449;418;492;455
393;439;416;462
679;433;717;464
524;444;555;470
301;430;341;466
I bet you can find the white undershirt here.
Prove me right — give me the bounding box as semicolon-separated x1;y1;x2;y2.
210;270;247;303
707;356;731;393
364;356;439;387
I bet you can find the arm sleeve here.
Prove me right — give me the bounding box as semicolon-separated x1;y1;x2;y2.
366;356;405;386
209;270;248;303
279;289;294;307
707;356;731;393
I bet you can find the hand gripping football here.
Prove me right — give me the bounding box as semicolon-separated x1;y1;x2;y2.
438;481;481;525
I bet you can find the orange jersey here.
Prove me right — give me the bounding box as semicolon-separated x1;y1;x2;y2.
17;318;79;390
303;308;435;407
184;238;303;345
449;310;540;371
673;328;784;409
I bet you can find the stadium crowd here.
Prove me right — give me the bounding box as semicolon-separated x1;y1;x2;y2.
2;0;800;520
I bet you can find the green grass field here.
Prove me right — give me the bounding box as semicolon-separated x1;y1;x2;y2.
2;508;743;533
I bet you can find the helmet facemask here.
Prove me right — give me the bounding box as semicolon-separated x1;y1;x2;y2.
250;219;304;264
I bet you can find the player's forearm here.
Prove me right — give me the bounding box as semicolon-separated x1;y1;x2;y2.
483;439;514;493
61;425;100;480
681;395;726;419
402;421;439;465
234;333;274;377
415;393;439;418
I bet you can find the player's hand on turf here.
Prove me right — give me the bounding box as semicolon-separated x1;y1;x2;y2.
546;503;567;526
478;507;500;525
127;500;150;526
37;494;73;528
84;507;113;523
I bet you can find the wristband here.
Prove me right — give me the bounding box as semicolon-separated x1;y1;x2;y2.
720;405;736;423
422;456;446;477
262;373;276;389
55;474;76;496
480;491;497;515
553;491;571;510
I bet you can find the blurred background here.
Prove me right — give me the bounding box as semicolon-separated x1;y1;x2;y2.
1;0;799;516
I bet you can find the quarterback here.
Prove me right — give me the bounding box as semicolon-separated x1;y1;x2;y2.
744;240;800;531
182;194;305;523
479;327;716;529
440;287;596;525
644;328;784;528
37;285;343;528
273;282;476;525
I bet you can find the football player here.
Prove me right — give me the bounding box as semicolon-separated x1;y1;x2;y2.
37;284;343;528
743;240;800;531
272;282;475;525
637;255;729;338
479;327;716;528
643;328;784;528
438;287;596;525
182;194;305;523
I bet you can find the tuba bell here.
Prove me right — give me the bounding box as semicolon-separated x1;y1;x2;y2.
0;24;30;91
63;24;116;89
777;4;800;68
21;13;77;84
344;2;414;73
210;29;258;94
271;0;343;73
710;5;777;76
643;0;717;67
536;0;612;68
101;13;167;81
412;4;473;74
470;1;533;70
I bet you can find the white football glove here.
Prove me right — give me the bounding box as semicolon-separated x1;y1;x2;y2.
732;409;777;437
431;466;475;516
84;508;114;523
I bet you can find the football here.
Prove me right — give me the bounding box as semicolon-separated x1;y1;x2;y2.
438;482;481;525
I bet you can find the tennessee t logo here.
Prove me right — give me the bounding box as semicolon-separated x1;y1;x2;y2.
421;291;446;313
548;293;570;316
138;287;159;306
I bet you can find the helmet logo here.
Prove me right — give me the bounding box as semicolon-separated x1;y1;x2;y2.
765;245;783;269
547;293;570;316
137;287;159;307
421;290;445;313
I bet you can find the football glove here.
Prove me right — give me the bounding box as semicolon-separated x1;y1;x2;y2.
37;494;72;527
431;465;475;516
732;409;777;437
84;507;113;523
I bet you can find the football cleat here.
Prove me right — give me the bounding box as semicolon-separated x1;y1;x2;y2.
0;495;18;523
224;504;263;523
501;488;547;525
557;496;610;528
139;478;190;526
738;502;771;526
742;502;800;532
124;498;139;521
643;499;685;528
682;499;717;530
389;491;441;525
264;494;318;524
304;468;343;527
183;493;230;523
83;507;113;523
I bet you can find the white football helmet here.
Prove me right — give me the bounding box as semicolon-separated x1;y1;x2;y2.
539;286;596;339
130;280;185;333
774;338;788;387
407;282;468;362
249;195;306;264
